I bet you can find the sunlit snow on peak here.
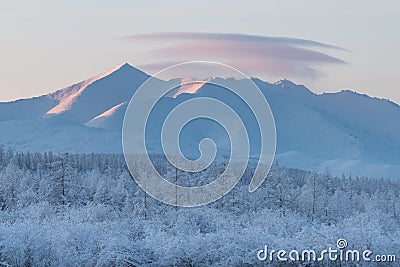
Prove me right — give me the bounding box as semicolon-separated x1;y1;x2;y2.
173;77;212;98
46;64;130;115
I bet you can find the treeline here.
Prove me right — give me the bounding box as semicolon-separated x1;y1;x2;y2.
0;148;398;223
0;149;399;266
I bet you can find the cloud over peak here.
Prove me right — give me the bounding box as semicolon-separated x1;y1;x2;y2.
123;32;347;80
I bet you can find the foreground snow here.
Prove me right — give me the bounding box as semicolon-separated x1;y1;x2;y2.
0;151;398;266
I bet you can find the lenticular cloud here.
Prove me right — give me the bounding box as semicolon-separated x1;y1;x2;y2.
124;32;347;79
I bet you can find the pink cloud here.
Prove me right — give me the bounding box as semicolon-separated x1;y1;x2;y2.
124;32;347;80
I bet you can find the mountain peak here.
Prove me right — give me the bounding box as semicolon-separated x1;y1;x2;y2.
273;79;313;95
102;62;145;76
274;79;297;88
117;62;135;70
46;63;149;116
121;62;131;67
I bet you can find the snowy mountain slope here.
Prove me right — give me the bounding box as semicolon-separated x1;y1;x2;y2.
174;79;400;178
0;96;57;122
46;64;131;116
0;63;149;124
172;77;212;98
85;102;127;131
0;63;399;178
0;64;149;153
315;90;400;154
45;63;150;123
0;117;121;153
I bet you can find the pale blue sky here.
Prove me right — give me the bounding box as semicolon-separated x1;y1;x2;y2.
1;0;399;103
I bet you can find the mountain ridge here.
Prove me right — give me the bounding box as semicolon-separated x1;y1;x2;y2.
0;63;399;179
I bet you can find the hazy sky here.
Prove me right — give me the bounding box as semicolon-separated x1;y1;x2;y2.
1;0;399;103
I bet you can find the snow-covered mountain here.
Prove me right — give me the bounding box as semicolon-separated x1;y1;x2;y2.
0;63;399;179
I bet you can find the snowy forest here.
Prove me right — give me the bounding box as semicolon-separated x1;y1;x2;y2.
0;148;399;266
